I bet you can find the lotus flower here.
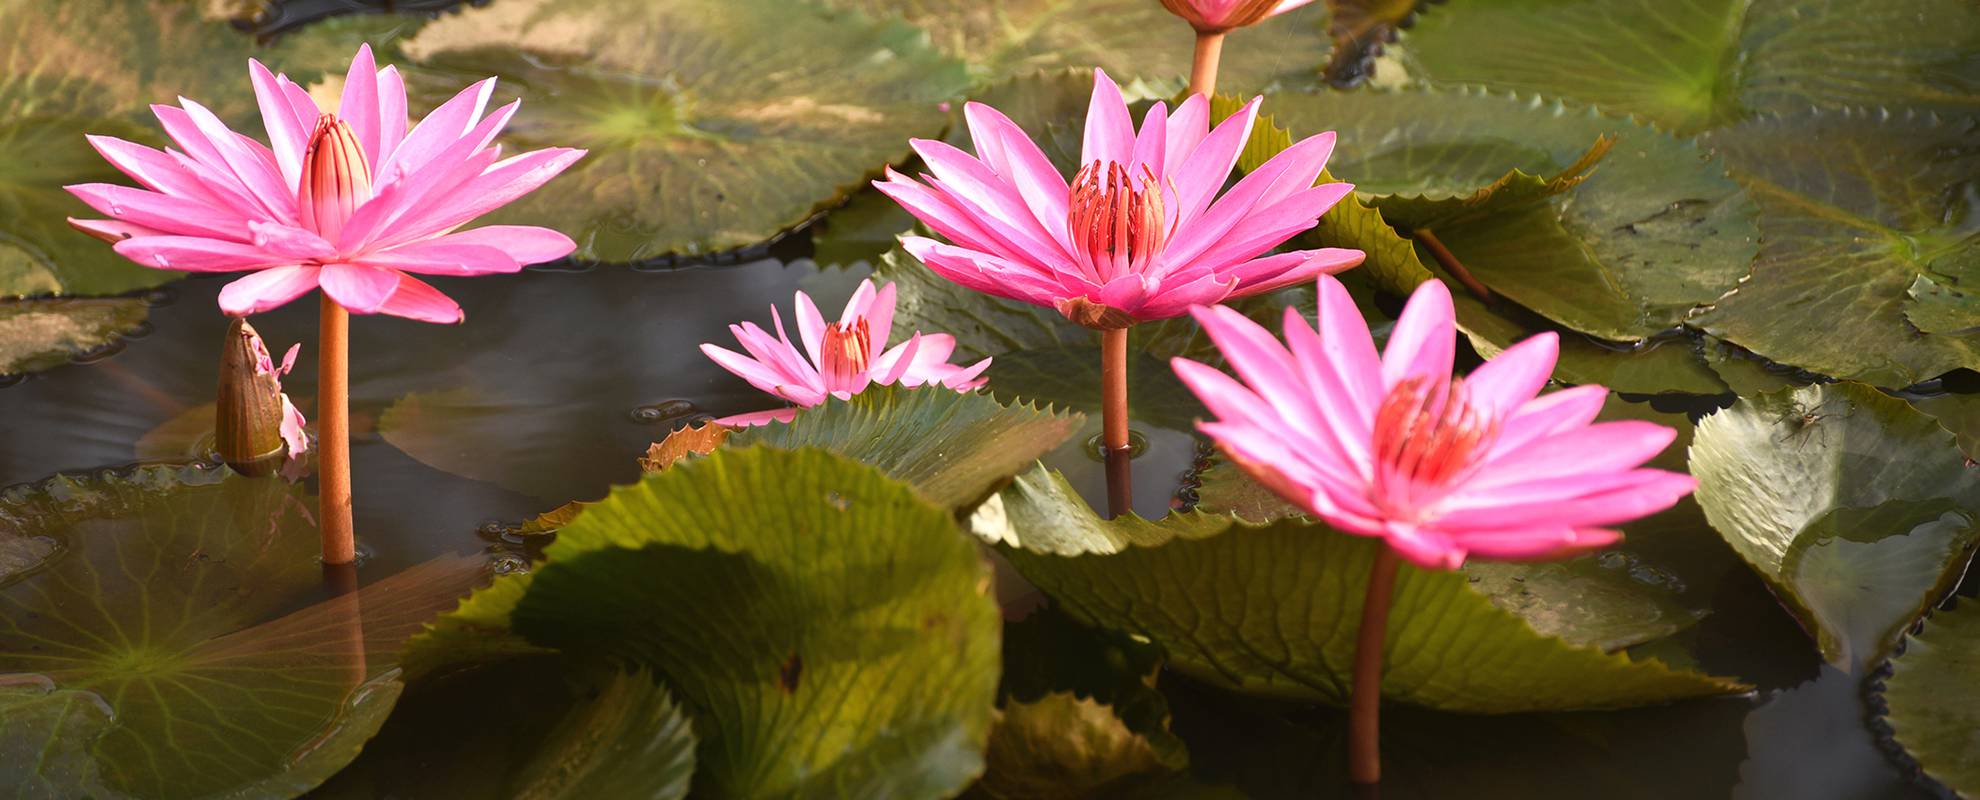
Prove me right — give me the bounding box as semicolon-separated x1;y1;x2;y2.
1172;276;1697;570
702;279;992;426
1160;0;1316;32
66;45;585;323
877;69;1362;330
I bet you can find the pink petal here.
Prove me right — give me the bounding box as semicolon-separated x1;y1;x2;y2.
67;217;165;243
67;183;249;241
1080;69;1136;170
248;222;338;261
1384;524;1467;571
339;45;383;167
249;59;311;192
840;279;877;326
413;225;575;265
961;102;1072;250
715;408;799;427
375;65;410;164
1129;101;1168;177
1186;183;1356;274
176;96;296;220
1435;470;1697;531
375;147;585;248
1452;527;1622;563
1462;332;1558;419
873;333;921;386
703;343;797;395
280;394;310;457
374;272;465;324
910;140;1071;264
113;236;287;272
874;168;1040;263
1168;96;1257;228
1471;421;1679;491
279;343;300;375
219;265;322;315
319;263;402;313
1490;385;1609;458
902;237;1070;308
86;135;216;203
795;290;827;367
1162;94;1210;178
1221;246;1364;298
1380;279;1456;390
356;241;521;276
863;282;897;357
379;77;495;181
1303;274;1383;436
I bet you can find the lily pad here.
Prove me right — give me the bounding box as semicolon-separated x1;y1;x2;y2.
395;0;971;261
1394;0;1980;134
979;465;1746;712
0;296;149;377
1880;602;1980;800
728;385;1083;510
506;665;697;800
0;463;487;798
507;447;1001;798
1912;391;1980;461
998;607;1185;772
1321;0;1438;87
1690;382;1980;671
1694;109;1980;387
827;0;1330;89
1270;85;1758;343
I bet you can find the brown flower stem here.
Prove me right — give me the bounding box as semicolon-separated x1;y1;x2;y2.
318;295;356;565
1101;327;1132;519
1189;31;1226;98
1349;545;1401;785
1413;228;1493;303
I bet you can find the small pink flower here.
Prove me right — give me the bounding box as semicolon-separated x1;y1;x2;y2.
66;45;586;323
878;69;1362;330
248;336;311;462
1172;276;1697;570
702;279;992;426
1159;0;1316;32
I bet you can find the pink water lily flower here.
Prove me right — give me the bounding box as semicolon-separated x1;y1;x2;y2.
702;279;992;426
877;69;1362;330
66;44;585;323
1160;0;1316;32
250;336;312;461
1172;276;1697;570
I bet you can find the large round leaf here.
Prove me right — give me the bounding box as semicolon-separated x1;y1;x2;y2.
1693;110;1980;386
1393;0;1980;134
826;0;1330;90
1270;85;1758;343
394;0;970;261
0;464;487;798
1691;382;1980;671
507;447;1000;798
1880;602;1980;800
979;465;1745;712
0;295;150;378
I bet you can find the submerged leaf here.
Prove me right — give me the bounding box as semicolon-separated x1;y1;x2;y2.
0;296;148;377
506;666;697;800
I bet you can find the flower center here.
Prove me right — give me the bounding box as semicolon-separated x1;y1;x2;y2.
820;317;872;389
1369;376;1498;516
298;115;374;242
1066;160;1169;283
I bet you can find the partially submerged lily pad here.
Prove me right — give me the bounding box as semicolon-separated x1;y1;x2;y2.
981;465;1745;712
1690;383;1980;671
1693;110;1980;387
1879;602;1980;800
396;0;971;261
504;447;1001;798
505;665;697;800
0;464;487;798
0;296;149;377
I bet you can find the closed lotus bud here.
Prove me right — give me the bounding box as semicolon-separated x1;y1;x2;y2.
1158;0;1315;33
216;318;301;477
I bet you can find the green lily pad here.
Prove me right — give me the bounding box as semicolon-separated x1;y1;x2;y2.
979;465;1746;712
0;296;149;377
1912;391;1980;461
1880;602;1980;800
827;0;1330;89
979;692;1181;799
811;186;920;272
507;447;1000;798
1270;85;1758;343
998;608;1185;772
1693;110;1980;387
1321;0;1438;87
0;464;488;798
394;0;970;261
1394;0;1980;134
1690;382;1980;671
728;385;1083;510
400;571;549;682
506;665;697;800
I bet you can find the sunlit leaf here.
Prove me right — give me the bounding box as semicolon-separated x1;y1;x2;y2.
1691;382;1980;670
1878;602;1980;800
0;296;149;377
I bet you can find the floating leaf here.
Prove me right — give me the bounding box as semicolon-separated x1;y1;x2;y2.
1691;382;1980;670
1879;602;1980;800
728;385;1083;510
998;608;1185;772
399;572;548;683
1693;110;1980;387
0;296;149;377
1912;391;1980;461
828;0;1330;89
505;666;697;800
980;465;1745;712
1321;0;1437;88
0;464;486;798
1270;86;1758;343
1394;0;1980;133
508;447;1000;798
394;0;970;261
979;693;1180;799
811;186;920;272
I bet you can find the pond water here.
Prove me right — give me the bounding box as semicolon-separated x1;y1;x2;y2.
0;247;1950;798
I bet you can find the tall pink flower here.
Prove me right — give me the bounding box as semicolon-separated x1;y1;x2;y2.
1172;276;1697;570
702;279;992;426
66;45;585;324
1160;0;1316;32
877;69;1361;330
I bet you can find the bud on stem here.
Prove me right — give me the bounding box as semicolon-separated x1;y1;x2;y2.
215;318;291;476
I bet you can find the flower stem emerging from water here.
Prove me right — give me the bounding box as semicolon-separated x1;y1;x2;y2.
318;295;356;565
1350;545;1401;785
1190;31;1226;98
1102;327;1132;518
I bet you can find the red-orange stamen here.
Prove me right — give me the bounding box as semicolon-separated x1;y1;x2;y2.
1370;376;1497;514
820;317;872;388
1067;160;1170;282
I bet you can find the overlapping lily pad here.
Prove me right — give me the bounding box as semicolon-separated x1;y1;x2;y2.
1879;602;1980;800
504;447;1000;798
828;0;1330;89
0;296;150;377
393;0;971;261
1694;110;1980;387
505;666;698;800
981;465;1745;712
1394;0;1980;134
1691;382;1980;671
0;464;487;798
